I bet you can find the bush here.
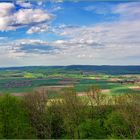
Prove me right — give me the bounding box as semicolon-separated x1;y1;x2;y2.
79;119;107;139
104;111;130;138
0;87;139;139
0;94;34;139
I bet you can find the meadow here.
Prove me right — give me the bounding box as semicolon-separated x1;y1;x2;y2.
0;66;139;98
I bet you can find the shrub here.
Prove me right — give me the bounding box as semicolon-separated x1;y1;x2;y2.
0;94;34;139
104;111;130;138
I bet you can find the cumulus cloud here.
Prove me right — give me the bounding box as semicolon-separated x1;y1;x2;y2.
9;39;59;55
0;2;53;32
16;2;32;8
48;2;140;62
0;2;140;66
50;3;140;62
2;16;140;65
27;24;49;34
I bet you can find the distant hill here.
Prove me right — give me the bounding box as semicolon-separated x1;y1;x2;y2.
0;65;140;75
63;65;140;75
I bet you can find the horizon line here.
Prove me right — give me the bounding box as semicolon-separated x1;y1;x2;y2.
0;64;140;69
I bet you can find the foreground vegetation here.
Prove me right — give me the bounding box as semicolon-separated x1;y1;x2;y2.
0;86;140;139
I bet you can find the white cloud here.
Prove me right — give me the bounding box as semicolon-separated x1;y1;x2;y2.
15;9;52;24
2;14;140;65
84;2;140;20
52;2;140;61
0;3;15;16
0;2;53;32
16;2;32;8
50;14;140;63
112;2;140;20
0;2;140;66
5;39;60;56
27;23;49;34
51;6;62;12
84;5;111;14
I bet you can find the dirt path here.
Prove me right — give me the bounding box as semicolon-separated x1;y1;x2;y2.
12;93;25;97
1;86;111;97
34;85;74;92
77;89;110;97
129;86;140;91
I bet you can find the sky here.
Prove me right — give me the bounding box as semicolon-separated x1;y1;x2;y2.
0;0;140;66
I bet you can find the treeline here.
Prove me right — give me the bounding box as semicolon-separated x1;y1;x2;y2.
0;86;140;139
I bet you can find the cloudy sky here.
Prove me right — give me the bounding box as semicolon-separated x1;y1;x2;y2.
0;0;140;66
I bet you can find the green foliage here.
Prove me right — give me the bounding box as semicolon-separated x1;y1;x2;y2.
0;94;34;139
104;111;130;139
79;119;106;139
46;103;65;138
0;86;139;139
23;92;49;139
60;88;87;139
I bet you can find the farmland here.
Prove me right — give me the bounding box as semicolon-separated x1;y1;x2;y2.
0;66;139;97
0;65;140;139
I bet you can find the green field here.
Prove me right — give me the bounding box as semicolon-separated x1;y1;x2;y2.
0;66;139;97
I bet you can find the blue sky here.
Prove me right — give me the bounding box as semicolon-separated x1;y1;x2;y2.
0;0;140;66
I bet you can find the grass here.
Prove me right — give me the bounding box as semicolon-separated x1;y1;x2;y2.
74;79;123;92
110;86;140;95
0;78;61;93
0;72;139;96
0;78;139;95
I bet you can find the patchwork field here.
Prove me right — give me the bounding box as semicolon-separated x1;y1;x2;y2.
0;66;139;98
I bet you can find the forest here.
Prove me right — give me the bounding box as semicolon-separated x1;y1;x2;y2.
0;86;140;139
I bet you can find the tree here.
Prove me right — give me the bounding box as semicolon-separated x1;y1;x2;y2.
23;90;49;139
115;94;140;138
104;111;130;139
87;85;107;120
0;94;33;139
46;100;65;138
87;85;106;106
79;119;107;139
59;87;87;139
